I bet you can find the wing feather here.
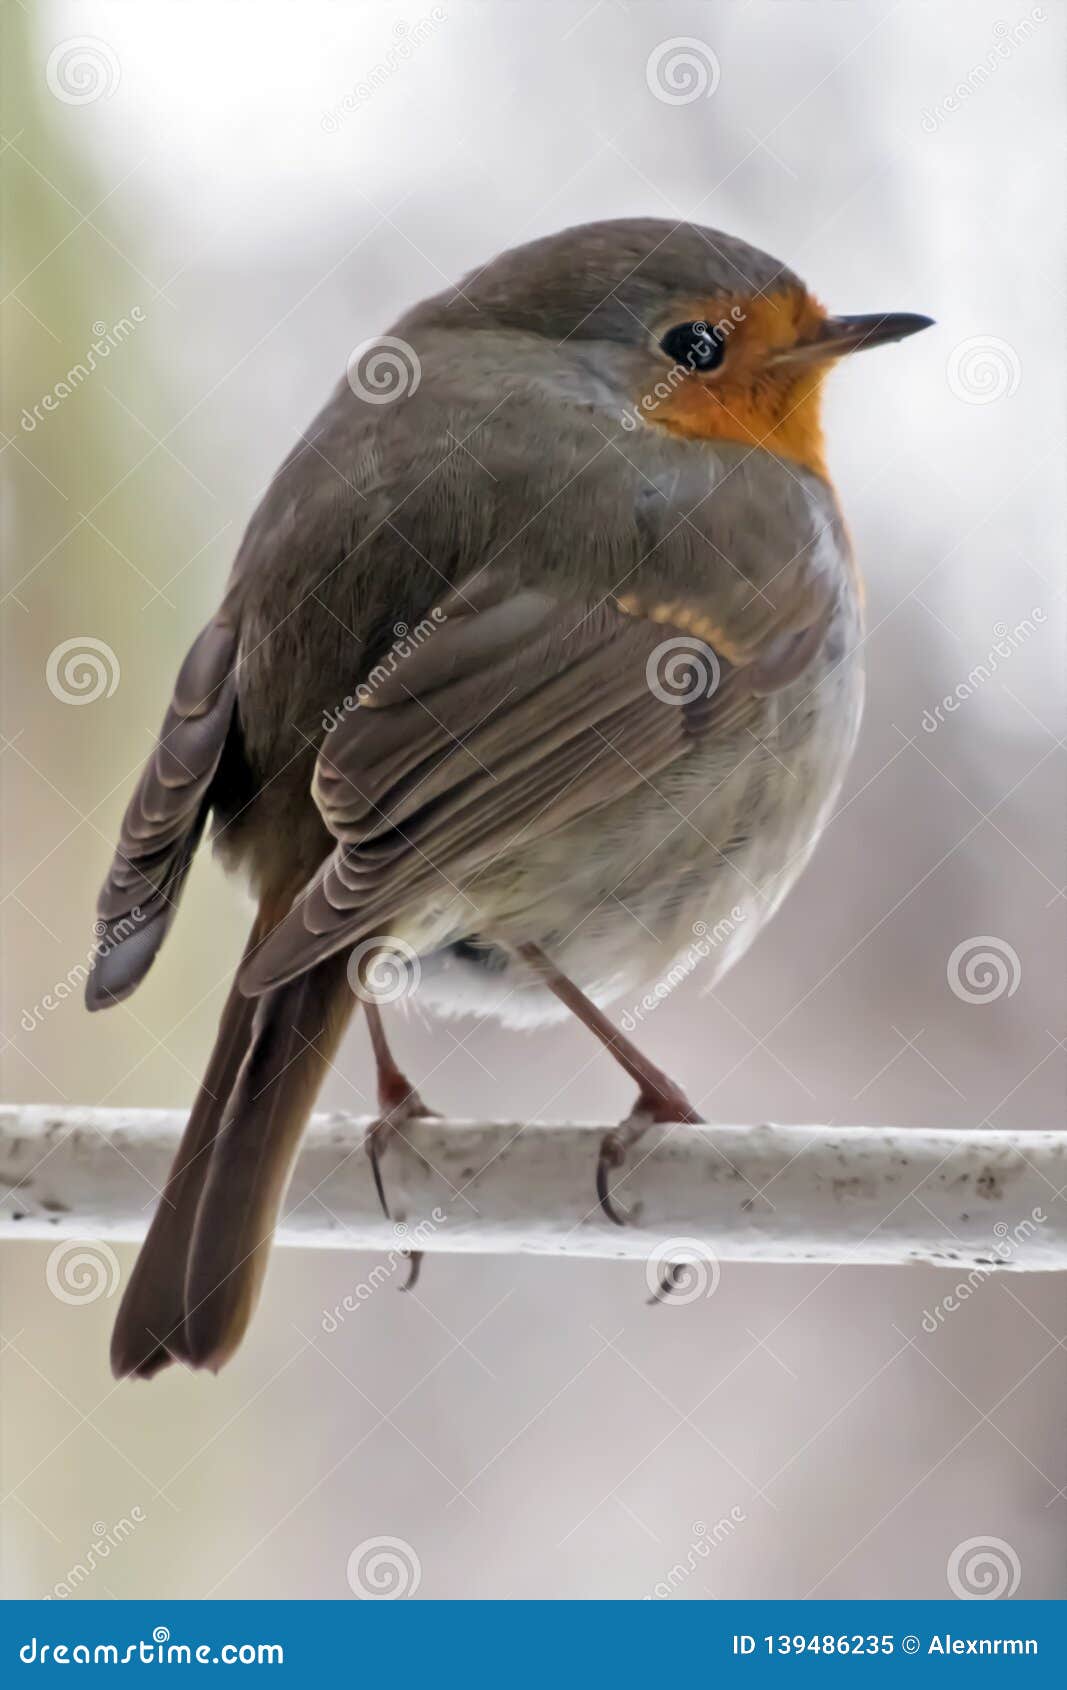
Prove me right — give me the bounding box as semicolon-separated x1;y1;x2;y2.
239;584;752;995
86;615;239;1009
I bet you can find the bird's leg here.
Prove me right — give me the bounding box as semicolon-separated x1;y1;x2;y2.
515;943;704;1225
363;1000;437;1288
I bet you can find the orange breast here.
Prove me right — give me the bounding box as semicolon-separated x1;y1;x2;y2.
643;290;832;482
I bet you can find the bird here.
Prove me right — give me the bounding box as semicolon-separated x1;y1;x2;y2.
87;216;932;1378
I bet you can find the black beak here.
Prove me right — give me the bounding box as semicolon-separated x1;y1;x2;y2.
772;311;935;367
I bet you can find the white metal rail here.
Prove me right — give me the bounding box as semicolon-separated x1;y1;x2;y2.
1;1107;1064;1271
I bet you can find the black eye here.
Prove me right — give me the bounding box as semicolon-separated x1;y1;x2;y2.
659;320;725;373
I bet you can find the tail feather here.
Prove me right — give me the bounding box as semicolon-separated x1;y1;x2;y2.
110;956;261;1379
110;904;354;1380
181;949;355;1373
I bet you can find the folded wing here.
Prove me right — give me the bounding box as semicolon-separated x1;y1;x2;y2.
239;568;776;996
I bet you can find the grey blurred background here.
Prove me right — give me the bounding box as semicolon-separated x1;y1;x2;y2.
2;0;1064;1600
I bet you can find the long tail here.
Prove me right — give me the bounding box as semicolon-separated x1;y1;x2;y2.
182;946;355;1373
110;909;355;1379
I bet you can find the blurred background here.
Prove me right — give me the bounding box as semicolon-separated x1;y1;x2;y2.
2;0;1064;1600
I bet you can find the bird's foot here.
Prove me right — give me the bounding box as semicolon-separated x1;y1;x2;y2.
364;1079;438;1290
365;1084;439;1219
596;1086;704;1226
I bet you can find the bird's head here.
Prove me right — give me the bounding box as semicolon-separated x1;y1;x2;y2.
446;217;933;482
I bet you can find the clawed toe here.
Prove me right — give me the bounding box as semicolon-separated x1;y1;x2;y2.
365;1118;394;1220
596;1128;631;1226
365;1106;431;1294
647;1262;686;1305
364;1091;439;1222
596;1092;705;1226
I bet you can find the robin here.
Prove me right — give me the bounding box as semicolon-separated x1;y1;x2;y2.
88;217;931;1377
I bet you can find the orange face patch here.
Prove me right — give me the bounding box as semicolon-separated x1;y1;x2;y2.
635;289;831;480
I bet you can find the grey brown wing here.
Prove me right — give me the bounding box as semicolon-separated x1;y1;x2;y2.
83;389;379;1012
239;577;756;997
86;615;239;1009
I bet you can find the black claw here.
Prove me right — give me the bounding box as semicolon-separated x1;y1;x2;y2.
596;1140;629;1227
366;1129;392;1221
647;1263;685;1305
399;1251;423;1293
